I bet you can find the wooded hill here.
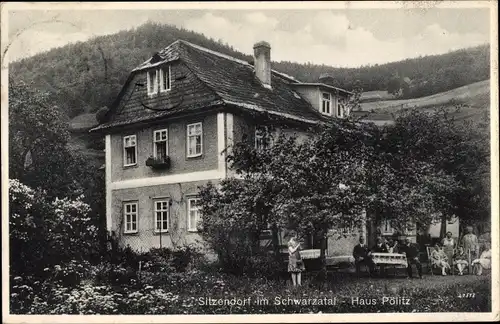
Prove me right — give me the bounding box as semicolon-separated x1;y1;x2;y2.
9;22;490;119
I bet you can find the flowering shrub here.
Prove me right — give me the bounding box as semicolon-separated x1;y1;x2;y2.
11;267;491;314
9;179;99;277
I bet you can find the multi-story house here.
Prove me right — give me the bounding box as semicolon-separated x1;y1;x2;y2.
90;39;359;253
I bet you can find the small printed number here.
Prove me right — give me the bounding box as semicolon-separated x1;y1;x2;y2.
458;293;475;298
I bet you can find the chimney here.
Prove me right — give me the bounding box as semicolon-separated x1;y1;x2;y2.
253;41;271;89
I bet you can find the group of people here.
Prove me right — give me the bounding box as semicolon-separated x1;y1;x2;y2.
352;226;491;278
286;226;491;286
353;236;423;278
430;228;491;276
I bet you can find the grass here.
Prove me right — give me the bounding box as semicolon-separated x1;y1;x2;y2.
132;268;491;314
361;90;397;103
360;80;489;113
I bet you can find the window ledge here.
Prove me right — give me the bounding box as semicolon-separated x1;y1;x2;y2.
187;229;199;233
154;230;170;235
123;163;139;169
123;231;139;235
186;154;203;159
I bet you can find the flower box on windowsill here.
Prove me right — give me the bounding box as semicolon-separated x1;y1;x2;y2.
146;156;171;170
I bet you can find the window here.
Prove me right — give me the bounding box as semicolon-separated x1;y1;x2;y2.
337;102;345;118
153;129;168;161
160;66;171;92
321;92;332;115
187;122;203;157
154;199;169;232
123;202;138;234
147;70;158;95
123;135;137;166
341;224;356;235
255;126;273;151
382;219;395;235
187;198;201;232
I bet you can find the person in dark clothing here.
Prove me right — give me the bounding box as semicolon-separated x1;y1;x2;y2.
399;237;423;279
372;237;388;277
372;237;388;253
353;236;375;276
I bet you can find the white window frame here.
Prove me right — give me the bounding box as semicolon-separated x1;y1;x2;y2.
123;135;137;167
159;66;172;92
153;129;169;160
321;92;332;116
147;69;159;96
123;202;138;234
154;199;170;233
255;126;273;151
382;219;395;235
186;122;203;158
337;99;345;118
187;198;201;232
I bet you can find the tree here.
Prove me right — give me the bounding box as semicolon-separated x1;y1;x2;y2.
198;117;374;275
198;111;473;277
387;76;402;96
9;78;100;201
9;78;107;250
381;107;490;237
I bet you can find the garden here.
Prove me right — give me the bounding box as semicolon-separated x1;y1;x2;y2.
8;79;491;314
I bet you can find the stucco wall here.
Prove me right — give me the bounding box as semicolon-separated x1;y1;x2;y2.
110;113;218;182
111;180;214;252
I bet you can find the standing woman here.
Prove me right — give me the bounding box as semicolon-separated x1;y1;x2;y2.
441;231;456;271
287;231;305;286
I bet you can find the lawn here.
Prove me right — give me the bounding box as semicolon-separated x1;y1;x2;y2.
12;262;491;315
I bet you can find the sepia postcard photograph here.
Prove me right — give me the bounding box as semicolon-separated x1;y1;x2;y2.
1;1;498;323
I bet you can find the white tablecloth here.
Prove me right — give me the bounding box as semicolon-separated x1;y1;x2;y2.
371;253;408;267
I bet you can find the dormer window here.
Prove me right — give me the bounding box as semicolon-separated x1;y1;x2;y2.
321;92;332;116
147;65;172;95
147;70;158;96
160;66;171;92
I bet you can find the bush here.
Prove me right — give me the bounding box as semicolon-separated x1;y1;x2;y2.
138;245;204;273
9;180;100;277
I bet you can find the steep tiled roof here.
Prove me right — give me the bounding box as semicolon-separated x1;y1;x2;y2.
176;40;326;122
91;40;345;132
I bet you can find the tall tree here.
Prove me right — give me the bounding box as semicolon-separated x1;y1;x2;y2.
382;107;490;236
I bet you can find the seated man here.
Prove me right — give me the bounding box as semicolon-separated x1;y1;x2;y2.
353;236;375;276
373;237;388;253
372;237;388;277
399;237;423;279
386;238;399;253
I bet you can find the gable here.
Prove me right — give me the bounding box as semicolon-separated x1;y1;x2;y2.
97;59;223;131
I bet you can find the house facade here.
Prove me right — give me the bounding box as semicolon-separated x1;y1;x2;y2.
90;39;353;253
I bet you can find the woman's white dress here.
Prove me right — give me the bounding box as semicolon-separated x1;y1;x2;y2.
473;250;491;269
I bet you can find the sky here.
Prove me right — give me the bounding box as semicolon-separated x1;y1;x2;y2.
4;2;493;67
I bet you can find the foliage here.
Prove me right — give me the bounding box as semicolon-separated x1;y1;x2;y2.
9;179;100;276
9;78;105;203
11;264;491;314
380;107;490;233
9;22;489;121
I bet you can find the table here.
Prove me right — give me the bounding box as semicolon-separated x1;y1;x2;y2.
300;249;321;259
371;252;408;268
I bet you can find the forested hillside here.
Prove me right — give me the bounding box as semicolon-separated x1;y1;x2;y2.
9;22;489;119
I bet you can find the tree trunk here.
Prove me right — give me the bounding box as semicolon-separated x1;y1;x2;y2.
318;230;327;282
439;213;447;239
271;224;280;261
